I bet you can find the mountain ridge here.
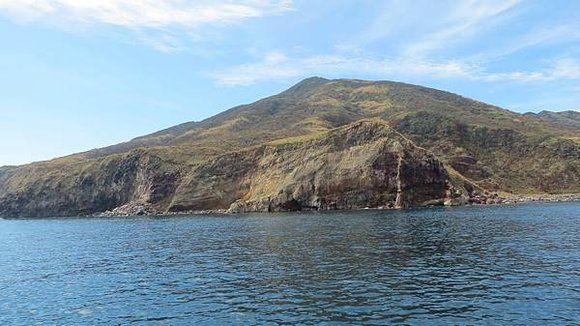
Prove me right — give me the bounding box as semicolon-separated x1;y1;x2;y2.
524;110;580;131
1;77;579;217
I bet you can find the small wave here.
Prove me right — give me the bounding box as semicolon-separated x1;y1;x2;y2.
76;308;92;316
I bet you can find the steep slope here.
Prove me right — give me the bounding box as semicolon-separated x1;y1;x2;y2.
86;121;201;158
0;151;188;218
81;77;576;159
0;166;15;193
393;112;580;193
0;120;455;217
1;77;579;217
169;120;453;213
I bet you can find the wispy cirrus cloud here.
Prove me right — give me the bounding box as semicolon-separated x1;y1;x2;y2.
0;0;293;52
212;51;580;86
137;33;188;53
468;22;580;64
0;0;293;28
211;51;477;86
342;0;522;56
212;0;580;88
401;0;522;57
483;59;580;82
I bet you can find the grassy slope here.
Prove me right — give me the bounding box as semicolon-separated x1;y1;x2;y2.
524;110;580;132
71;77;578;161
1;77;579;215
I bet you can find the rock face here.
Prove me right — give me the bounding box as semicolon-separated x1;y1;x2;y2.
0;151;184;218
169;121;450;213
0;167;16;193
0;77;579;218
0;120;452;218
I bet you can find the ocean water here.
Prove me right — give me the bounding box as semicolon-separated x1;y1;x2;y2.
1;203;579;325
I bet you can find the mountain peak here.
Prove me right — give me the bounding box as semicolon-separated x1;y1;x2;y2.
298;76;329;84
1;78;580;217
282;76;330;95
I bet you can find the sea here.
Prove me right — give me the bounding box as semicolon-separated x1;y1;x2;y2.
1;202;579;325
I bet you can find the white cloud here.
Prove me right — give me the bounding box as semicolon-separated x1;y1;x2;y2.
0;0;293;52
483;59;580;82
211;52;477;86
212;52;580;86
138;33;187;53
402;0;522;57
552;59;580;79
0;0;293;28
469;23;580;63
345;0;412;48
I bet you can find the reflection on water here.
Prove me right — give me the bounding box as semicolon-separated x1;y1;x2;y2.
1;203;579;325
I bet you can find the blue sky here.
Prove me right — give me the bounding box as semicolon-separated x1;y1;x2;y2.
1;0;580;166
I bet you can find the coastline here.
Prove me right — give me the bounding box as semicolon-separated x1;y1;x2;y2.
470;193;580;205
93;193;580;218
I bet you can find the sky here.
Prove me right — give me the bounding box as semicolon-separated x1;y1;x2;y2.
1;0;580;166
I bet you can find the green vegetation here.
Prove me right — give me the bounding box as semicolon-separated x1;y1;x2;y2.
524;110;580;131
1;77;578;217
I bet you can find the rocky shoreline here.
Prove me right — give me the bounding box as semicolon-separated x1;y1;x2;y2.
93;193;580;218
469;193;580;205
94;201;229;217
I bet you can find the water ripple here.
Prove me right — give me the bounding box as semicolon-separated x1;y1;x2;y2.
1;202;579;325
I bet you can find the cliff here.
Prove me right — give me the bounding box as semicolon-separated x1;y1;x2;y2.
0;78;578;218
169;120;453;213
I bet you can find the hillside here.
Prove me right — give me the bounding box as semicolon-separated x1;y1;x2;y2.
86;78;577;158
1;77;579;217
524;110;580;131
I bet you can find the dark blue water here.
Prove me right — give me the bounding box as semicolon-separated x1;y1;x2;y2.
1;203;579;325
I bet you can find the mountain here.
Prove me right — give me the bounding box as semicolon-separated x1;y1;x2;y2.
524;110;580;130
1;77;579;218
